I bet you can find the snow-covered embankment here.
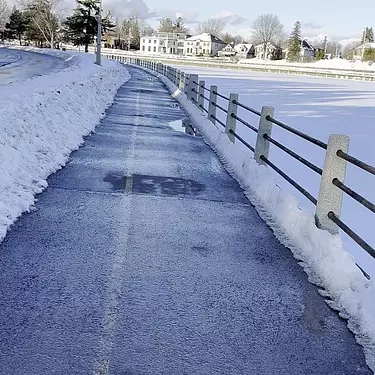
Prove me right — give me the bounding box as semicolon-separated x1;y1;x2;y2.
0;48;130;241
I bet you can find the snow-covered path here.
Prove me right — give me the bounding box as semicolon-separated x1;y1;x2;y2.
0;47;64;84
0;66;370;374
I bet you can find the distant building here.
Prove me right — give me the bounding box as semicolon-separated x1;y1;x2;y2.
255;42;282;60
355;42;375;59
283;39;315;60
184;33;226;57
301;40;315;59
140;32;188;55
234;44;255;59
217;44;236;57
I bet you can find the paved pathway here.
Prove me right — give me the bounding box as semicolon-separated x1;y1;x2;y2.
0;66;371;375
0;48;64;85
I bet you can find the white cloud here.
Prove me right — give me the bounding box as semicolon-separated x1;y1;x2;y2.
153;9;199;24
301;22;323;31
104;0;155;19
214;10;248;26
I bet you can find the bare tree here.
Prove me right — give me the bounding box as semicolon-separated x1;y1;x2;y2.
158;17;174;33
121;17;141;50
252;13;283;59
0;0;9;38
342;40;361;60
19;0;63;48
141;24;154;36
325;40;341;56
196;18;226;37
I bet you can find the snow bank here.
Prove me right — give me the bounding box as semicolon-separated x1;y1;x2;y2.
139;65;375;371
0;48;130;241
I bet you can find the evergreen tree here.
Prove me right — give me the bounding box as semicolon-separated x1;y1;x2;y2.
363;47;375;61
173;17;187;33
368;27;374;43
158;17;174;33
315;49;325;60
157;16;187;34
362;27;374;44
5;8;30;45
64;0;114;52
287;21;301;61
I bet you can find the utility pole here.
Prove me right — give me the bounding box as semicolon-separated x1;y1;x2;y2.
323;35;327;57
362;28;367;61
95;0;102;65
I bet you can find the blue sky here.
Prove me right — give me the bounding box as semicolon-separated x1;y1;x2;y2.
106;0;374;40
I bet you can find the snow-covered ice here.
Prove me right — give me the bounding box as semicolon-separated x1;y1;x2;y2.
238;56;375;72
138;64;375;372
0;47;130;242
174;64;375;281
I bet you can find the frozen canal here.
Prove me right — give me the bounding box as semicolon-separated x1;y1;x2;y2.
173;64;375;277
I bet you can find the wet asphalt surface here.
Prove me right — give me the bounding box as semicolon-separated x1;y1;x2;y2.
0;66;372;375
0;48;64;85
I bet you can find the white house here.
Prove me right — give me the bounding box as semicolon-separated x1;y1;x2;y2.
140;32;187;55
184;33;226;57
255;42;282;60
217;44;236;57
234;44;255;59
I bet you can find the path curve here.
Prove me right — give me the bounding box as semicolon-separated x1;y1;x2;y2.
0;47;64;85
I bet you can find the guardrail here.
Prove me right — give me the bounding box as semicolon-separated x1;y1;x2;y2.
101;51;375;81
110;56;375;277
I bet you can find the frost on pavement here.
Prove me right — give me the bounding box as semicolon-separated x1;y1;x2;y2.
0;48;130;242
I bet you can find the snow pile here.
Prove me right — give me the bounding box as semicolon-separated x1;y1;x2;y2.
140;65;375;371
0;48;130;241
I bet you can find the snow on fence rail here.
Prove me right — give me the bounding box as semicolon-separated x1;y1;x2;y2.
106;55;375;277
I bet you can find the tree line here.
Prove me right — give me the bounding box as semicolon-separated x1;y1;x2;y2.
0;0;374;61
0;0;247;51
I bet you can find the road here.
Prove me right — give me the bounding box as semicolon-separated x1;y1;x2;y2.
0;47;64;85
0;66;371;374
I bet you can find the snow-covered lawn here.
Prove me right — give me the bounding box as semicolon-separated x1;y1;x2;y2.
138;63;375;371
0;48;130;242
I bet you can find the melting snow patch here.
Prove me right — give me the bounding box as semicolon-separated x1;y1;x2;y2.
167;119;185;133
